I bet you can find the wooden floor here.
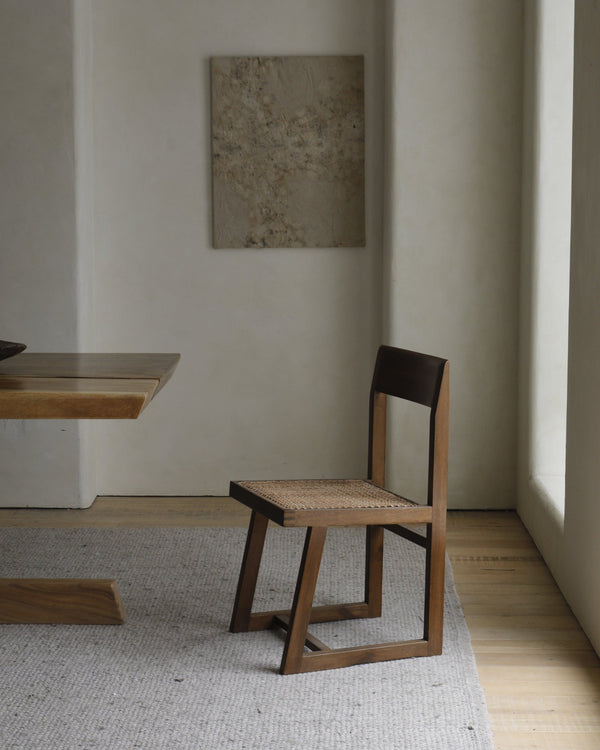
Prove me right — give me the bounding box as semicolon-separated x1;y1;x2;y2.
1;498;599;749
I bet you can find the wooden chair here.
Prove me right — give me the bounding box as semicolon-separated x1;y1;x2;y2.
229;345;449;674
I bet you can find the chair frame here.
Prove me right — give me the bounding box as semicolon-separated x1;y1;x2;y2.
229;345;449;674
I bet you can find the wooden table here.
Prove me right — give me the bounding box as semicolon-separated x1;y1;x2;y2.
0;353;180;625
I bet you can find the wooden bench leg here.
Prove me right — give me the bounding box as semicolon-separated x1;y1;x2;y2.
230;511;269;633
280;526;327;675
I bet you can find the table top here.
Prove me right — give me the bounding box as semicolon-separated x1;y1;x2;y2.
0;353;180;419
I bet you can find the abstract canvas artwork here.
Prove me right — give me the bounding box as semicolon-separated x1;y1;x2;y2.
211;56;365;248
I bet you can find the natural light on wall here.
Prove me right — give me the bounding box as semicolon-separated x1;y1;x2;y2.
521;0;573;529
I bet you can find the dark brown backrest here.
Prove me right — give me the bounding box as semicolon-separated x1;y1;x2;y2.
368;345;449;505
370;345;447;408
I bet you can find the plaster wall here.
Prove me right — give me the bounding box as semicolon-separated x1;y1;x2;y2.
517;0;573;578
90;0;385;495
0;1;90;507
384;0;524;507
0;0;527;508
562;0;600;655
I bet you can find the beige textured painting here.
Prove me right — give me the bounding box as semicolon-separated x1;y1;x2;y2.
211;56;365;248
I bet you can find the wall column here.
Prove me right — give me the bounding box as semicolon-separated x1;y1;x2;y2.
562;0;600;655
0;0;95;507
383;0;523;508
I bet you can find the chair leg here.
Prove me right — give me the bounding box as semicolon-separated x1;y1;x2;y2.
229;520;441;674
423;520;445;654
230;511;269;633
280;526;327;675
365;525;384;617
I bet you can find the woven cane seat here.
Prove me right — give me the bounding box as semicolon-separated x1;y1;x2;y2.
235;479;417;512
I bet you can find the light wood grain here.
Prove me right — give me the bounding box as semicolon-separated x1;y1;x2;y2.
0;353;180;621
447;511;600;750
0;578;125;624
0;352;180;384
0;353;180;419
0;377;158;418
0;497;251;527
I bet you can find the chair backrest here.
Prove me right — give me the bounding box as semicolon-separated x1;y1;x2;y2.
368;345;449;507
370;345;447;407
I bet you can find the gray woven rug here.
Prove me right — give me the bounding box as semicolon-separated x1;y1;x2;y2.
0;527;493;750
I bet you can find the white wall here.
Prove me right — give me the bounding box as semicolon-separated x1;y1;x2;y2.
1;0;526;508
518;0;600;658
384;0;524;508
561;0;600;656
90;0;385;496
517;0;573;576
0;1;92;507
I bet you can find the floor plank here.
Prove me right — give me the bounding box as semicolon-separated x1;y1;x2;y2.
447;511;600;749
0;496;250;528
1;501;599;749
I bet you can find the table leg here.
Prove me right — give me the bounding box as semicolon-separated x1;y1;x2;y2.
0;578;125;624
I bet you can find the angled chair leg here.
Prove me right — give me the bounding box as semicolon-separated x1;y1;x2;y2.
280;526;327;675
423;519;445;654
365;525;384;617
230;511;269;633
